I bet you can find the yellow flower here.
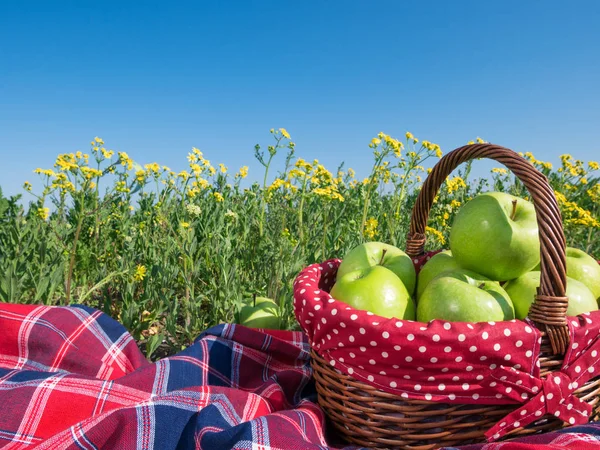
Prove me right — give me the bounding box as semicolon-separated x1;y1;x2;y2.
37;207;50;220
405;132;414;141
180;221;190;229
101;148;114;159
94;137;104;144
589;161;599;171
34;168;56;177
115;181;130;193
581;178;588;185
89;182;96;189
23;181;32;191
219;164;227;174
213;192;224;202
208;166;216;176
194;178;210;189
178;170;190;180
136;170;146;182
55;154;79;171
279;128;291;139
433;145;442;158
238;166;248;178
312;186;344;202
446;176;466;194
364;217;379;239
144;162;160;174
450;199;462;209
370;138;381;147
118;152;133;170
133;264;147;282
467;140;475;145
426;226;445;245
347;168;355;178
476;137;485;144
492;168;508;175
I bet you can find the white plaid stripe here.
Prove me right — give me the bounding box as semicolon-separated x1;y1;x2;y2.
3;372;67;449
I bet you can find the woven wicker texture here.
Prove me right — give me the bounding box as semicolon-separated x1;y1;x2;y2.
311;144;600;449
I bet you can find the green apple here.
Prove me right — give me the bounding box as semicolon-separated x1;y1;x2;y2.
564;247;600;301
504;271;598;319
417;269;515;322
416;250;461;300
336;241;416;295
331;265;416;319
449;192;540;281
238;296;281;329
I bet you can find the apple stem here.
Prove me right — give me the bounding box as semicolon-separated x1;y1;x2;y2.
478;283;486;289
253;293;256;308
510;199;518;221
379;249;388;266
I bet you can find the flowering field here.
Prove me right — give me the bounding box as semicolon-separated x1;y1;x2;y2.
1;129;598;359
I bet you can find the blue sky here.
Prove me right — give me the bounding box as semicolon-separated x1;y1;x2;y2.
1;1;599;199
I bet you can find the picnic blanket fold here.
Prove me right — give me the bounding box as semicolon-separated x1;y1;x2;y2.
2;302;600;449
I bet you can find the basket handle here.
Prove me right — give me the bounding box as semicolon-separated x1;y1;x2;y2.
406;143;569;355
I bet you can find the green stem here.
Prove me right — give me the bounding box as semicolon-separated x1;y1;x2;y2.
298;176;308;241
259;153;275;237
65;199;85;304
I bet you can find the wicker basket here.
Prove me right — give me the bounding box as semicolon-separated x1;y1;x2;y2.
308;144;600;449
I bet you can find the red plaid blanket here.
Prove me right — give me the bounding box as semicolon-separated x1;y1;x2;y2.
1;302;600;449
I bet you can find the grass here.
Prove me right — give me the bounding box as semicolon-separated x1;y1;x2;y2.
1;129;598;360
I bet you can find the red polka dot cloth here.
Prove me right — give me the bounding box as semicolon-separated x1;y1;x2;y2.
293;252;600;442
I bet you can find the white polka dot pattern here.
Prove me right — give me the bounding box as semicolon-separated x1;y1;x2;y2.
293;255;600;443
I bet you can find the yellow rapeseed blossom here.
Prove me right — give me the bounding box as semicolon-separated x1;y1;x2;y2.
94;137;104;145
405;132;418;144
145;162;160;174
237;166;248;178
213;192;224;202
101;148;114;159
219;164;227;174
118;152;133;170
295;158;313;173
370;138;381;147
467;140;475;145
555;190;600;228
476;137;485;144
34;168;56;177
288;168;306;180
80;167;102;179
208;166;217;176
587;184;600;203
279;128;291;139
312;186;344;202
23;181;32;191
133;264;147;282
178;170;190;180
116;181;130;193
426;226;445;245
37;207;50;221
194;178;210;189
364;217;379;239
492;168;508;175
55;154;79;171
589;161;599;171
180;221;190;229
136;170;147;182
446;176;467;194
581;178;588;185
450;199;462;209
